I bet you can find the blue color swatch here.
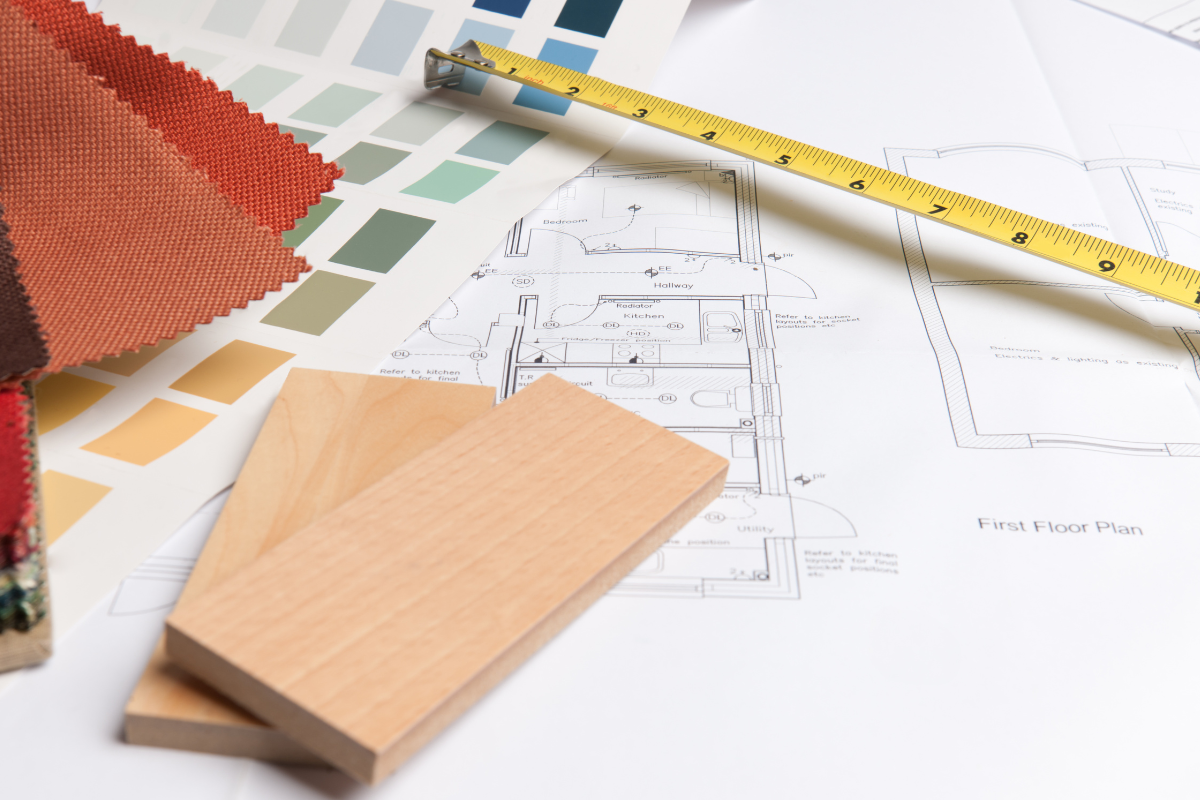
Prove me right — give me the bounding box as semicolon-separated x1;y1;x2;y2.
449;19;515;95
555;0;623;38
351;1;434;76
472;0;530;18
513;39;598;115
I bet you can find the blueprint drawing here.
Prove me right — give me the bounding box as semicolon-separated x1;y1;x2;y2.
887;142;1200;456
378;160;856;599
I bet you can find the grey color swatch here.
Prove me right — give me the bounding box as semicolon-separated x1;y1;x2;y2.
226;65;302;111
174;47;226;74
372;102;462;145
291;84;381;126
279;125;327;147
456;121;547;164
350;1;434;76
275;0;352;56
201;0;267;37
335;143;411;184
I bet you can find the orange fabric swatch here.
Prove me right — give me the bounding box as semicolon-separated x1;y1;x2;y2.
0;1;309;373
11;0;341;235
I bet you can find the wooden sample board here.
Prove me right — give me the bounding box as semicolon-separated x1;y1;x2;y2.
165;375;729;784
124;370;496;763
0;615;51;673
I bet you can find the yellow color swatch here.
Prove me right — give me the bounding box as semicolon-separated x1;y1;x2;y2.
34;372;115;434
40;471;111;544
82;399;217;466
89;332;192;377
169;340;295;404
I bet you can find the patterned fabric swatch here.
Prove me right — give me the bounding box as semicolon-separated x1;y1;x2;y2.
10;0;341;236
0;206;47;381
0;0;310;373
0;382;44;633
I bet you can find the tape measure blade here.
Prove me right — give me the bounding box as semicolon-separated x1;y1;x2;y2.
443;42;1200;316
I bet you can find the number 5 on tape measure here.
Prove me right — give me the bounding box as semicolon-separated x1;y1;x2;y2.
425;40;1200;312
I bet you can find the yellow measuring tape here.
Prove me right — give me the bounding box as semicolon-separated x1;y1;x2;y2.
425;40;1200;312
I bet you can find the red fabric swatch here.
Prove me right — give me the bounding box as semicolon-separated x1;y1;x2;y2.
0;0;310;373
11;0;341;236
0;383;34;571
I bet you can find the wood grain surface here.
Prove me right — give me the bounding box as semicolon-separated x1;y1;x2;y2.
165;375;728;784
0;613;51;672
124;370;495;763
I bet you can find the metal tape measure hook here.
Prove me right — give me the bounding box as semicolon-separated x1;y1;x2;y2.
423;40;495;89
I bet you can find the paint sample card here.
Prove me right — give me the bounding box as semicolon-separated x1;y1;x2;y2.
279;125;325;146
329;210;436;272
336;143;410;183
448;19;514;95
40;471;111;545
168;341;295;404
34;373;114;434
88;334;191;377
82;399;216;466
274;0;351;56
282;196;342;248
401;161;498;202
513;39;598;115
373;102;462;145
260;270;375;335
472;0;531;18
202;0;268;38
351;1;433;76
555;0;624;38
291;84;380;126
226;65;302;111
456;121;547;164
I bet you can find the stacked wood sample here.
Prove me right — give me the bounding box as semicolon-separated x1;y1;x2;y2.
164;375;727;783
124;370;496;763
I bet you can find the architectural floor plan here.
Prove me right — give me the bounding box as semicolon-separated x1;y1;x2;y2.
1076;0;1200;47
888;142;1200;456
378;160;855;599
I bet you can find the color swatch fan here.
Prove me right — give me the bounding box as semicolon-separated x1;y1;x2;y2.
0;0;340;671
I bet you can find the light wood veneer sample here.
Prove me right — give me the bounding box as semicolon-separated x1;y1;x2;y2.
124;370;496;763
165;374;728;784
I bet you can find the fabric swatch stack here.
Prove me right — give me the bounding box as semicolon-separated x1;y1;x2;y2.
0;0;340;668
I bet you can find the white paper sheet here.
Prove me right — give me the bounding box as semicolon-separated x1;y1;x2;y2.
7;1;1200;797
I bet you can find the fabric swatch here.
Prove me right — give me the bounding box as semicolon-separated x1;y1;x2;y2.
0;205;47;382
10;0;341;236
0;1;310;374
0;381;44;633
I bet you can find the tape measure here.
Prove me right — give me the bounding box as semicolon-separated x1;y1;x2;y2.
425;40;1200;312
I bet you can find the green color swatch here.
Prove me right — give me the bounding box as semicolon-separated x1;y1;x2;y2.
260;271;373;336
227;65;302;111
175;47;225;74
401;161;499;203
456;121;548;165
282;196;343;248
279;125;326;146
292;84;381;126
372;102;462;145
329;209;435;273
335;142;410;184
